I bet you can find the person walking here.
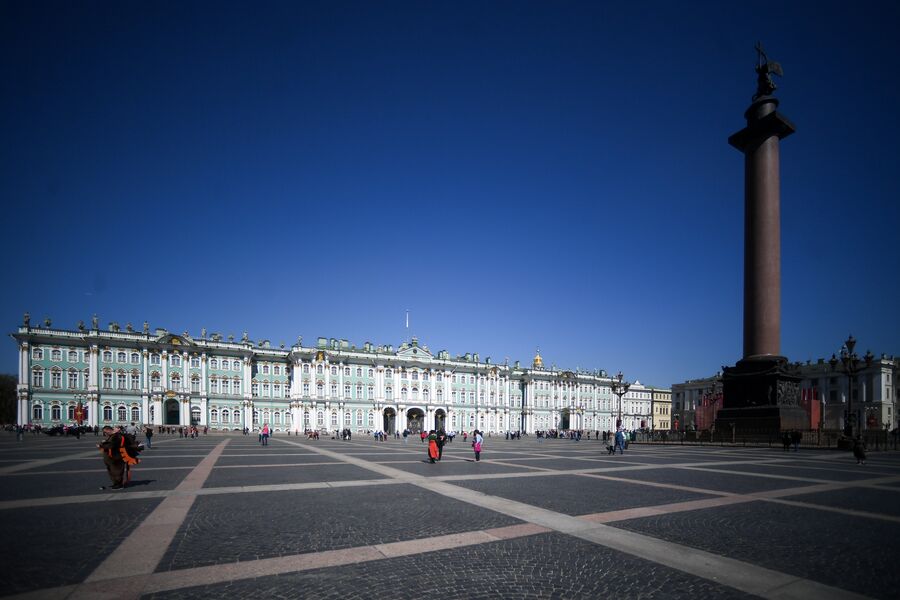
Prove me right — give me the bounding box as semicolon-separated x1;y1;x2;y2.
427;430;439;464
436;429;447;461
614;429;626;455
472;429;484;462
98;425;140;490
260;423;270;446
144;425;153;449
852;436;867;465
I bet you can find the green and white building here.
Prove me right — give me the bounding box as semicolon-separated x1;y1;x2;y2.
12;316;660;434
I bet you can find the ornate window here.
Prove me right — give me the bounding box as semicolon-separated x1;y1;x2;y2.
68;350;78;362
234;379;241;395
117;405;127;421
191;376;200;393
170;354;182;367
102;371;113;389
68;370;78;389
191;356;200;368
32;404;43;420
367;411;374;427
221;409;229;422
51;404;61;420
51;369;61;388
32;347;43;360
132;353;141;364
131;406;140;421
150;353;161;366
211;409;219;422
303;364;310;373
190;407;200;424
51;349;62;361
344;384;351;398
386;386;393;400
117;371;126;389
356;410;363;426
117;351;126;363
103;351;112;363
233;410;241;424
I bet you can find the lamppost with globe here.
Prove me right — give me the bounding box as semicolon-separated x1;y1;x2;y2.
828;335;873;439
610;371;631;430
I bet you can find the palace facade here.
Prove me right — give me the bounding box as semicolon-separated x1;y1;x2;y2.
11;316;664;434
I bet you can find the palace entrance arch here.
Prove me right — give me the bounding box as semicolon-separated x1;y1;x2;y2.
434;408;446;431
560;409;571;431
165;398;180;425
383;407;396;435
406;408;424;434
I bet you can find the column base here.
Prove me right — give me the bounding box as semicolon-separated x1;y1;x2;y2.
718;355;806;432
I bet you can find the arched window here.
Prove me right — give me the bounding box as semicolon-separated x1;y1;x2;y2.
151;372;161;388
423;388;429;402
367;411;374;427
32;368;44;388
386;387;393;400
211;409;219;422
344;384;351;397
103;405;112;421
131;406;140;422
401;388;408;402
344;412;351;426
191;407;200;424
317;411;324;427
191;377;200;393
51;369;62;388
117;405;127;421
253;410;259;425
103;351;112;362
32;404;43;420
356;410;363;426
148;406;154;422
437;388;443;401
317;383;324;398
51;404;61;420
316;364;323;374
233;410;241;424
117;351;126;363
330;412;338;427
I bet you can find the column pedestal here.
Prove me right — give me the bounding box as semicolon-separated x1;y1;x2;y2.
717;356;806;432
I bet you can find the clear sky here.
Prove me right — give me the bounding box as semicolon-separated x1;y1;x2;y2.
2;1;898;389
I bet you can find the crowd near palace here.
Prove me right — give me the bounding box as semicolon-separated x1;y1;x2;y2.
11;314;672;435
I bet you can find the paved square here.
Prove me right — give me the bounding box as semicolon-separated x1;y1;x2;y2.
0;432;898;599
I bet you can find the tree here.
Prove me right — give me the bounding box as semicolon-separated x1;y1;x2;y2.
0;374;17;423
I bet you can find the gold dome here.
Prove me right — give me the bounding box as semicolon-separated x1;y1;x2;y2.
532;349;543;369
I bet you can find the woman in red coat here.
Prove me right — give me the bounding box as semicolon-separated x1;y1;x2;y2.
427;430;439;463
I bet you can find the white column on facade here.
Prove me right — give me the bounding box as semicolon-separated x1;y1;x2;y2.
89;345;99;391
161;351;168;391
325;359;331;400
199;395;207;426
18;343;26;383
201;354;208;395
182;351;189;391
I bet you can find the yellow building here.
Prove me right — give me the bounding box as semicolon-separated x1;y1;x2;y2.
650;387;672;431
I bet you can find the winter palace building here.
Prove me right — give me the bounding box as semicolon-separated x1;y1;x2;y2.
12;316;665;434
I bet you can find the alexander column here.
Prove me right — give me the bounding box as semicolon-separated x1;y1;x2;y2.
716;44;806;433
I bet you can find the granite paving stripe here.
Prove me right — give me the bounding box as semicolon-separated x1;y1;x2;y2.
155;484;522;571
452;473;716;516
203;462;384;487
141;532;764;600
60;440;230;599
0;498;163;596
610;500;898;599
278;437;873;600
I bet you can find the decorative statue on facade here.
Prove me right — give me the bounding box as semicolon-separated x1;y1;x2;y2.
753;41;783;100
23;312;30;327
143;321;149;334
78;320;85;331
242;331;249;342
126;323;134;332
44;317;52;327
201;327;207;339
92;314;99;329
297;335;302;346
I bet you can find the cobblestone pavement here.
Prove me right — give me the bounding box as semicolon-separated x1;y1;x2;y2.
0;432;898;599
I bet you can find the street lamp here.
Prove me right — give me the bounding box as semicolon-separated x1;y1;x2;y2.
610;371;631;430
828;335;874;438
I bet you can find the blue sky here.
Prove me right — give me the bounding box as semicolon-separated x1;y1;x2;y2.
2;1;898;388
